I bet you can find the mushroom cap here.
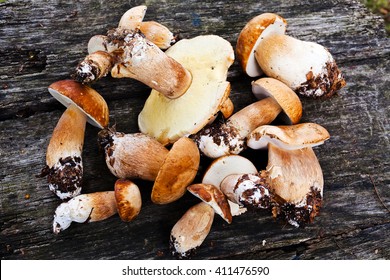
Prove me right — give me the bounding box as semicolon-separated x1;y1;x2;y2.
118;5;147;29
114;179;142;222
267;144;324;205
187;183;232;224
251;77;302;124
170;202;214;259
255;34;346;97
138;35;234;145
151;137;200;204
48;80;109;129
202;155;258;216
236;13;287;77
248;123;330;150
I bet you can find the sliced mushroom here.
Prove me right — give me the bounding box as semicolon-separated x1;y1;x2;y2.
237;13;346;97
98;129;200;204
187;183;232;224
40;80;109;199
138;35;234;145
192;77;302;158
202;155;258;216
53;191;117;234
170;202;214;259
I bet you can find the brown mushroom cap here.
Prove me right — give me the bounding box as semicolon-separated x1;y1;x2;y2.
151;137;200;204
114;179;142;222
48;80;109;129
251;77;302;124
236;13;287;77
187;183;232;224
248;123;330;150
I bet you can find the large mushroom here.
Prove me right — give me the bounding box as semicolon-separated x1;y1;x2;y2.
222;123;331;227
138;35;235;145
40;80;109;199
236;13;346;97
98;129;200;204
192;77;302;158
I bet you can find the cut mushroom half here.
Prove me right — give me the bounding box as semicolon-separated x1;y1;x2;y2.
246;123;330;226
202;155;258;216
170;202;214;259
138;35;235;145
40;80;109;199
187;183;232;224
192;77;302;158
237;13;346;97
98;129;200;204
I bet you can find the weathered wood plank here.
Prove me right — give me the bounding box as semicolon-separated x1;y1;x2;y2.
1;0;389;260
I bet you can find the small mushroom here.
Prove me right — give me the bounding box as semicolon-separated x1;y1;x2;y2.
98;129;200;204
53;191;117;234
192;77;302;158
115;179;142;222
138;35;235;145
236;13;346;97
247;123;330;226
40;80;109;199
202;155;258;216
187;183;232;224
169;202;214;259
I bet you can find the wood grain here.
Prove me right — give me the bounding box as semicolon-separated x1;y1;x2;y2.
1;0;389;260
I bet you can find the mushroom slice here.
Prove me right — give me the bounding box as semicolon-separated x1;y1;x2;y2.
138;35;234;145
170;202;214;259
202;155;258;216
247;123;330;150
41;80;109;199
221;172;272;210
115;179;142;222
193;77;302;158
267;144;324;227
53;191;117;234
236;13;287;77
151;137;200;204
187;183;232;224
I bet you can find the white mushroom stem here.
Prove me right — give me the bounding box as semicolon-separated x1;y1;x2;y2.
53;191;117;234
255;34;346;97
42;104;86;200
73;51;115;84
170;202;214;259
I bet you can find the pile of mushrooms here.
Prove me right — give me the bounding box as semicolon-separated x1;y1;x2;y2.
39;6;346;258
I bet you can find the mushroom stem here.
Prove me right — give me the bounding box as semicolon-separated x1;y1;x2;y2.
73;51;115;84
42;104;87;199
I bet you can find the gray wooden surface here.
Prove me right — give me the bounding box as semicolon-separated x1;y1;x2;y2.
1;0;389;260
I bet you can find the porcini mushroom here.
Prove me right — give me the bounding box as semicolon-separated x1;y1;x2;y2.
170;202;214;259
53;191;117;234
236;13;346;97
40;80;109;199
202;155;258;216
115;179;142;222
138;35;235;145
192;77;302;158
245;123;330;226
98;129;200;204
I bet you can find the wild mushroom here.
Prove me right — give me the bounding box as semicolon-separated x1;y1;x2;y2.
98;129;200;204
115;179;142;222
74;6;189;99
192;77;302;158
169;202;214;259
138;35;235;145
236;13;346;97
187;183;232;224
53;191;117;234
241;123;331;226
202;154;258;216
40;80;109;199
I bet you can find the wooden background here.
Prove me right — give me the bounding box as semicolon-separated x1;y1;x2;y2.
1;0;389;260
